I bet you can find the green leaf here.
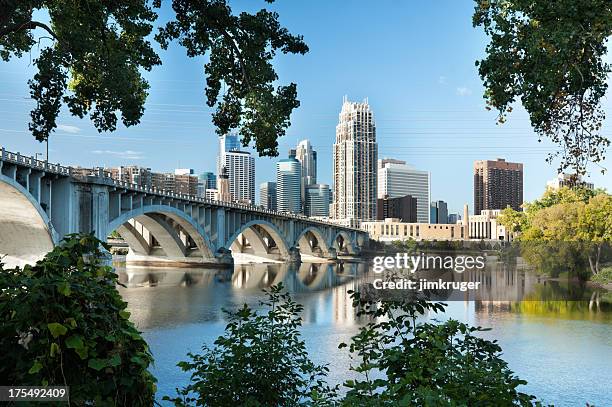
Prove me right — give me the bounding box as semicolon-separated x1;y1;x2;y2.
88;358;106;371
107;354;121;367
66;335;84;349
50;342;60;357
119;310;131;320
47;322;68;338
57;281;71;296
28;360;43;374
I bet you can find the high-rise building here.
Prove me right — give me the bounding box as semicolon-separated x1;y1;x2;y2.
448;213;461;224
376;195;417;223
295;139;317;209
198;172;216;197
331;96;378;223
378;159;430;223
276;150;302;214
218;134;241;157
172;169;198;196
474;158;523;214
216;134;255;204
546;173;594;190
430;200;448;224
260;181;277;211
217;166;232;203
305;184;330;217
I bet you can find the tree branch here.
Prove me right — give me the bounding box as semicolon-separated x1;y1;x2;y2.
0;20;58;40
218;28;251;89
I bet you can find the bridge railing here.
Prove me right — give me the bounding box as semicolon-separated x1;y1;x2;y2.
0;147;362;232
1;147;71;176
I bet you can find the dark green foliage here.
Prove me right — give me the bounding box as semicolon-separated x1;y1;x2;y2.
164;283;336;406
155;0;309;157
0;234;156;406
473;0;611;174
339;291;539;406
1;0;306;157
0;0;161;142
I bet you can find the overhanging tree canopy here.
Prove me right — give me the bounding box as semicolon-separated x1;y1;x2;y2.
473;0;611;175
0;0;307;157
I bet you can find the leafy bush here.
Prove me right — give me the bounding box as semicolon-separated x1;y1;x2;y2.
0;234;156;406
591;266;612;284
164;284;336;406
340;292;539;406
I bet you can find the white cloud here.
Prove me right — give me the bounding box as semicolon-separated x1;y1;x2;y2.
456;87;472;96
57;124;81;134
438;76;447;85
92;150;144;160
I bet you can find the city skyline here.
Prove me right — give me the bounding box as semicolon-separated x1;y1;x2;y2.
1;0;610;215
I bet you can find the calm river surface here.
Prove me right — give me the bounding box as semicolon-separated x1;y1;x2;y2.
116;260;612;406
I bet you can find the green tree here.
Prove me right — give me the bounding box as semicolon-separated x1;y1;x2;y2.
0;234;156;406
576;194;612;273
339;292;539;406
473;0;611;175
155;0;308;157
498;207;528;234
164;283;335;407
0;0;161;142
0;0;307;157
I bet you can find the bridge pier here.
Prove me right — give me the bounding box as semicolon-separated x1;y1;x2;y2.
288;247;301;263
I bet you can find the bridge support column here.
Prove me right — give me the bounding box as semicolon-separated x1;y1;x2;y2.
288;246;301;263
326;247;337;260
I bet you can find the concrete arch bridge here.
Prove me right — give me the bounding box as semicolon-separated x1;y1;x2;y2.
0;149;367;268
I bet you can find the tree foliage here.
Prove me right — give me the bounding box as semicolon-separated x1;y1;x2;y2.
164;283;335;406
0;234;156;406
498;187;612;275
339;291;539;406
0;0;308;157
0;0;161;142
155;0;308;157
473;0;612;175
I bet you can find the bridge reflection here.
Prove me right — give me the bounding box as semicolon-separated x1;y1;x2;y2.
117;261;365;292
116;261;367;330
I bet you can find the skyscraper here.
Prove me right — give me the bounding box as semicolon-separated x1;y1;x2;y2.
197;171;216;197
260;181;277;211
331;96;378;223
218;134;241;158
430;200;448;224
376;195;417;222
378;159;431;223
217;134;255;204
474;158;523;214
276;150;302;214
216;166;232;203
295;139;317;209
304;184;330;217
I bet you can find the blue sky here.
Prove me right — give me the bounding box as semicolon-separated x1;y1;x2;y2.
1;0;610;214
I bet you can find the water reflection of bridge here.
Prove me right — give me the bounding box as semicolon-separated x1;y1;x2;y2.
118;261;366;292
117;261;367;330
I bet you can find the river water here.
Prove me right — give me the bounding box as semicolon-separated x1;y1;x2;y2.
116;259;612;406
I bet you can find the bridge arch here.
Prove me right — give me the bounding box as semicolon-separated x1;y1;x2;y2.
226;220;290;259
0;174;57;267
296;226;331;257
331;230;357;255
108;205;216;260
